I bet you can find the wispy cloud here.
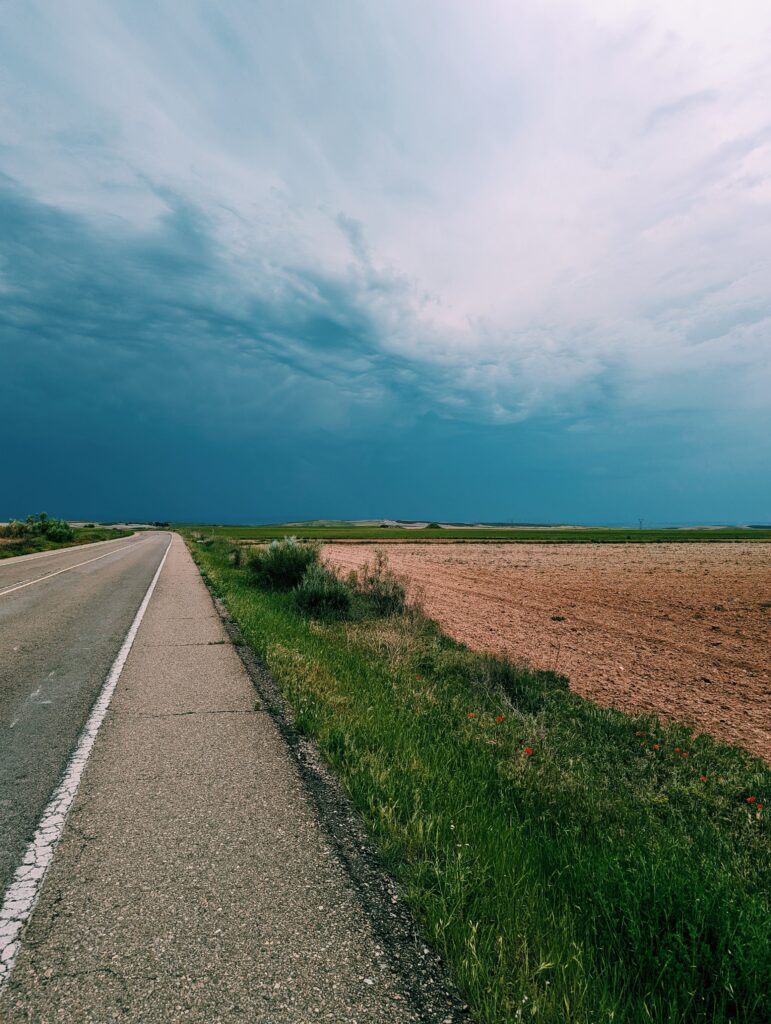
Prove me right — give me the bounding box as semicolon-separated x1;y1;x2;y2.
1;0;770;519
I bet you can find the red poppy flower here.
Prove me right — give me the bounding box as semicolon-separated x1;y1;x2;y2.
467;712;476;719
681;751;689;758
700;775;708;783
523;746;534;756
495;715;505;722
674;747;681;753
746;796;757;803
758;804;764;810
652;743;661;750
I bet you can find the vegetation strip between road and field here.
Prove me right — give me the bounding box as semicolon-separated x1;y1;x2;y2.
189;536;770;1024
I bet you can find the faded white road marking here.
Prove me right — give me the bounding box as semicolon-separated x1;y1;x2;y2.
0;537;172;987
0;542;143;598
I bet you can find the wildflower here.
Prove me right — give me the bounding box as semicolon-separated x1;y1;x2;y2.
758;805;764;810
634;730;645;736
700;775;708;783
523;746;534;756
746;796;757;803
652;743;661;750
495;714;505;722
467;712;476;719
674;747;681;753
681;751;689;758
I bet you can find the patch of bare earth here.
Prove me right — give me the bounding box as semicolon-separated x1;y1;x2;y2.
324;543;771;762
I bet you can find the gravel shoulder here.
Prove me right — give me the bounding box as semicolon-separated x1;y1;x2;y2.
1;535;459;1022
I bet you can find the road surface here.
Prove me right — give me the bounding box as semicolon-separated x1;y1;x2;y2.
0;532;170;896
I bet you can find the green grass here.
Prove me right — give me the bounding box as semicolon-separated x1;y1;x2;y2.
0;526;132;560
190;537;770;1023
181;523;771;543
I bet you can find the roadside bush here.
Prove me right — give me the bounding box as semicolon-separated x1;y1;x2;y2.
0;513;73;542
45;519;75;542
353;551;406;617
294;564;353;618
425;522;441;529
228;543;244;568
247;537;319;591
290;551;406;622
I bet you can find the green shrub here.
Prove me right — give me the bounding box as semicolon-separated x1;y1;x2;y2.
289;551;406;622
246;537;319;591
425;521;441;529
353;551;406;617
45;519;74;542
294;563;353;618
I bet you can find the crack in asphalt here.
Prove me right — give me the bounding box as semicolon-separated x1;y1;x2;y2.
136;640;229;648
113;709;255;719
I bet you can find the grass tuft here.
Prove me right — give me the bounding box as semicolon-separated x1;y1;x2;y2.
294;563;353;618
347;550;407;618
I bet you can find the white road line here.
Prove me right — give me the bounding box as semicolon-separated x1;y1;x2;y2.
0;536;173;987
0;542;142;597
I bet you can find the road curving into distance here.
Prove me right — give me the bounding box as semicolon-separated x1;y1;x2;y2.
0;531;170;896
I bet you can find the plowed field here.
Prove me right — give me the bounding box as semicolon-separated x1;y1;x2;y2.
324;543;771;761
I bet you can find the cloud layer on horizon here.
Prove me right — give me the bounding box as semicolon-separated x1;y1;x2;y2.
1;0;770;519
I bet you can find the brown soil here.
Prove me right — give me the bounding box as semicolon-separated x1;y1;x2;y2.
324;543;771;762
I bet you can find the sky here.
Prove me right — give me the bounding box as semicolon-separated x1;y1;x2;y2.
1;0;770;525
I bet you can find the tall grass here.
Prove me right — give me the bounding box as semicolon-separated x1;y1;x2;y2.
192;539;770;1024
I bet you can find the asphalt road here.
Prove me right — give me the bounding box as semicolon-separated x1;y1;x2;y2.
0;532;170;896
